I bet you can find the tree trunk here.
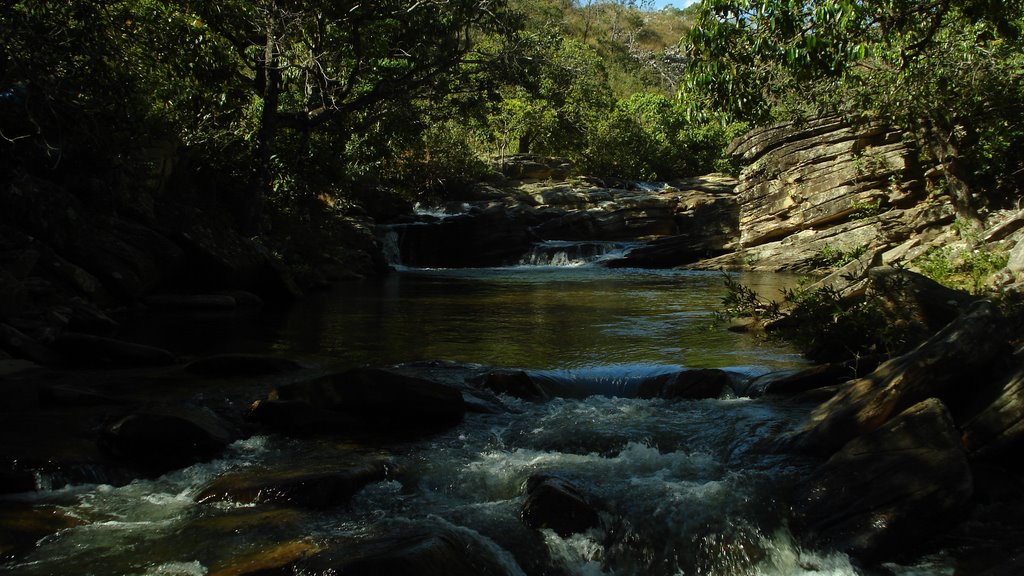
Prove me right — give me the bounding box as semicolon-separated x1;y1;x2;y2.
242;11;283;235
921;116;981;228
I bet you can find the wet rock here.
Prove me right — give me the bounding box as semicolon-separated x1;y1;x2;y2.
100;405;239;476
248;367;466;436
790;398;973;563
197;456;392;508
637;368;735;400
208;540;322;576
296;526;522;576
739;363;858;398
479;370;549;402
184;353;304;378
50;332;176;368
789;300;1011;454
521;472;602;537
0;503;84;558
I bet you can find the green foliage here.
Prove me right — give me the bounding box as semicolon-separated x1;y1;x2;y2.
582;92;739;179
810;243;867;269
715;273;782;323
779;281;910;363
681;0;1024;208
914;246;1009;294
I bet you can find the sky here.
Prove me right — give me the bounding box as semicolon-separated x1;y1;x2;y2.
647;0;700;9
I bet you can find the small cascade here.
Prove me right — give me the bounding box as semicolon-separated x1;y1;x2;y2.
379;227;404;268
413;202;472;220
518;241;637;267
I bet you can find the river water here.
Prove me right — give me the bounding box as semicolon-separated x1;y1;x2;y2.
1;261;953;575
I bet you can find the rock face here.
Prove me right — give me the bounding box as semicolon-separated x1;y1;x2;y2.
790;398;973;562
692;117;954;273
730;117;924;248
382;174;739;268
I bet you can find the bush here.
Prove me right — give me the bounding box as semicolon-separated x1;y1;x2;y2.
582;92;738;180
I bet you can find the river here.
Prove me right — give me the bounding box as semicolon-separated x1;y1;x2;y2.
0;260;955;575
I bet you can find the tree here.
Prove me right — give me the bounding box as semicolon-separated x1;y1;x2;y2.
132;0;520;231
680;0;1024;218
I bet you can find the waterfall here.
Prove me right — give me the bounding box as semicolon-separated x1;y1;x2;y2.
517;241;638;267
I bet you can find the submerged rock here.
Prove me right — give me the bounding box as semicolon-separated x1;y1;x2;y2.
521;472;603;537
789;398;973;563
636;368;736;400
197;456;393;508
479;370;549;402
295;526;522;576
0;503;85;558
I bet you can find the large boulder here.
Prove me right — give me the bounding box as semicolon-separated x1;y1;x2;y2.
788;300;1011;454
961;351;1024;465
248;367;466;436
789;398;973;563
100;405;240;476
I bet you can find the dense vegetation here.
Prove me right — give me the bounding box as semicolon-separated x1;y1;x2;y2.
1;1;728;239
681;0;1024;220
3;1;1022;275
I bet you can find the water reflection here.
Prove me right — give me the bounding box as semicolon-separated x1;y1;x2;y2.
268;267;805;370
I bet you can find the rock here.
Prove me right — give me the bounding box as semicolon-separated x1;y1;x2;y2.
1007;236;1024;279
160;205;302;301
961;353;1024;464
479;370;548;402
64;217;184;299
521;472;602;537
636;368;735;400
789;300;1011;454
295;526;521;576
208;540;322;576
50;332;176;368
197;456;392;507
738;363;854;398
388;206;539;268
789;398;973;563
100;405;239;476
184;353;303;378
248;367;466;436
0;503;85;558
0;323;62;365
143;293;238;310
729;117;924;249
